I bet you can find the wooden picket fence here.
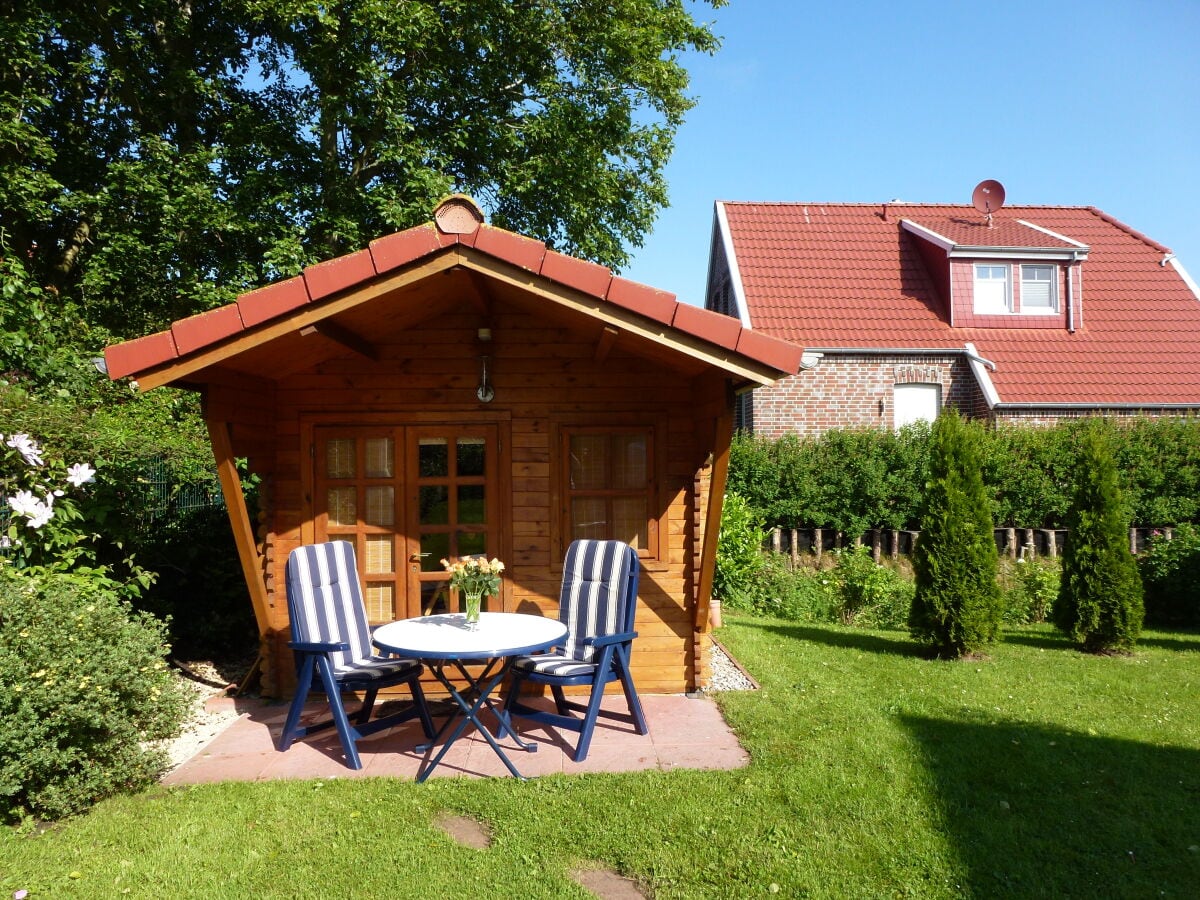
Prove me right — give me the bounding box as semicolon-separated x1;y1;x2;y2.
766;526;1174;564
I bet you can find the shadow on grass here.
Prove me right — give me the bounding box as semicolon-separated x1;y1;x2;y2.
1137;631;1200;653
999;630;1070;651
740;620;926;658
901;715;1200;896
1002;627;1200;654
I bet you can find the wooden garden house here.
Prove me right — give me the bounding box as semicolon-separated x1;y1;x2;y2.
105;197;802;696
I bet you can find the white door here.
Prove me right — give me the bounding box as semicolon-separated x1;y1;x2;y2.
893;383;941;430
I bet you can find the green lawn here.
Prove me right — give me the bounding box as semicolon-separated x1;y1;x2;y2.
3;620;1198;898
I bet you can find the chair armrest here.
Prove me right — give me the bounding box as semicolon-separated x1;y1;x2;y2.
288;640;351;654
583;630;637;649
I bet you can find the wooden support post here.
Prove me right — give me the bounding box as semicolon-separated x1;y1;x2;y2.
1006;527;1017;558
771;527;782;553
207;417;272;644
814;528;823;560
871;529;882;562
790;529;800;568
694;403;734;639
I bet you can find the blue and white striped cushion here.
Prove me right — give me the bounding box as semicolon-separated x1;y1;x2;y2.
512;654;597;678
557;540;631;663
286;541;380;677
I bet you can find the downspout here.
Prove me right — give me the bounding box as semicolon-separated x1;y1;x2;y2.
1067;262;1075;333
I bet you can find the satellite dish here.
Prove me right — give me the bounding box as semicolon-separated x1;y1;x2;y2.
972;180;1006;225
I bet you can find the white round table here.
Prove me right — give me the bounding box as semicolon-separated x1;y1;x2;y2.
372;612;568;781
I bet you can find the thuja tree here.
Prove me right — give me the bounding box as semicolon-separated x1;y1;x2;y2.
1054;426;1144;652
909;411;1003;658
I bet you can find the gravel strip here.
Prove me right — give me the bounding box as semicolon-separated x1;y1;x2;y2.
707;640;758;692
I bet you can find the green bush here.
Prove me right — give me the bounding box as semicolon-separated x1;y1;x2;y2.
715;491;767;610
999;556;1060;624
730;416;1200;533
1138;525;1200;627
755;553;835;621
0;569;189;822
1054;427;1144;652
909;411;1003;657
829;546;913;629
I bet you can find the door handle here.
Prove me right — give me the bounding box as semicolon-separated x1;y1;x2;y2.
409;552;430;562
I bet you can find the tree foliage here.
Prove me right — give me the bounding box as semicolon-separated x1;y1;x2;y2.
1;0;724;348
908;411;1003;658
1054;426;1144;652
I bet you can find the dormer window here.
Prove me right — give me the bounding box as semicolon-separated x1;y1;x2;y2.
973;264;1010;314
1020;264;1058;313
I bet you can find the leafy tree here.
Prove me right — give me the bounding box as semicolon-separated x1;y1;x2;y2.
908;411;1003;658
1054;426;1144;652
1;0;725;348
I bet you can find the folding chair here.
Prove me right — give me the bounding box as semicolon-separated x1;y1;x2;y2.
278;541;434;769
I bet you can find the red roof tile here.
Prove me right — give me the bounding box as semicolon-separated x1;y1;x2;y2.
369;225;444;274
104;330;178;380
171;304;244;357
606;277;677;325
303;248;377;301
237;276;311;328
718;202;1200;406
539;250;613;298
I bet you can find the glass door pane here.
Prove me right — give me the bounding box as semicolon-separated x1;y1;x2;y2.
406;427;498;616
315;428;403;624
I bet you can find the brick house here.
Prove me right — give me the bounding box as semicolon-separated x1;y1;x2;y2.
705;201;1200;436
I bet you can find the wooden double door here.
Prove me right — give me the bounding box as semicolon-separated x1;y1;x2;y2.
313;424;502;623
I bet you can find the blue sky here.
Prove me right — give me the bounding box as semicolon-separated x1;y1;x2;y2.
622;0;1200;306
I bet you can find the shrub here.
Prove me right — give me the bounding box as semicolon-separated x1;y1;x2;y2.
1138;525;1200;627
0;570;189;822
755;553;835;621
829;546;913;629
715;491;767;610
999;556;1060;624
909;411;1003;657
1054;426;1144;652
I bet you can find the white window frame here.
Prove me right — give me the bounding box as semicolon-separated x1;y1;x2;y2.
1020;264;1058;314
973;264;1011;314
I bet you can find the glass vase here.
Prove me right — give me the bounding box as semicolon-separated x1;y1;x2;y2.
464;590;483;630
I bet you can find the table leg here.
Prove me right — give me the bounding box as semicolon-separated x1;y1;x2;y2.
415;657;534;782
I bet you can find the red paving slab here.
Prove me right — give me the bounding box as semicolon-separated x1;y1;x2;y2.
163;693;748;785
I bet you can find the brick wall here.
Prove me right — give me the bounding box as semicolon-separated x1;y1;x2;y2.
747;353;983;437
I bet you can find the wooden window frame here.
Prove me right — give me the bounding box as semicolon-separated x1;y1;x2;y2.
551;419;666;568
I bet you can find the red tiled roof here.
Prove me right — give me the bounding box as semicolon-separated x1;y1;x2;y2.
905;215;1081;249
106;208;803;382
719;202;1200;406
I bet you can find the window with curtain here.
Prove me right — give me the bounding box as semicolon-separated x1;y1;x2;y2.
561;427;658;558
1020;264;1058;313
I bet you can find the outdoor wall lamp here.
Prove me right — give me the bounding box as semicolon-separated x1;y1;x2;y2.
476;326;494;402
476;355;494;403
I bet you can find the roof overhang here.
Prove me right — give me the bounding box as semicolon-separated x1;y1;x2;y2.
106;200;805;393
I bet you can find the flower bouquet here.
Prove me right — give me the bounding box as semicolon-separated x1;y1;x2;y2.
440;555;505;628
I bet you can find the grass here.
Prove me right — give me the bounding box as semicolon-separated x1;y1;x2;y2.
2;620;1198;898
